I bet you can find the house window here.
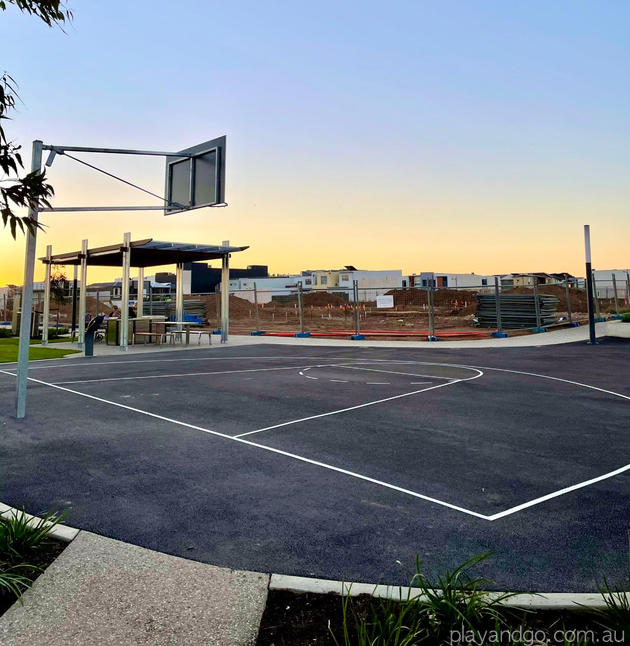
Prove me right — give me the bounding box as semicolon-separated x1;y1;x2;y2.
305;278;312;285
321;276;328;285
341;274;349;282
481;278;488;286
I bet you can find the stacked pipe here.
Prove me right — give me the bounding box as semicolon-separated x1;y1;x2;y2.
475;293;559;329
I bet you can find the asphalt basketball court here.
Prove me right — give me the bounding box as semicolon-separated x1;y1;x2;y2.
1;339;629;592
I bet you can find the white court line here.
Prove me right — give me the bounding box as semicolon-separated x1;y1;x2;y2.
4;358;628;520
46;364;342;386
486;464;630;521
329;379;348;383
16;355;388;371
333;364;453;380
0;369;489;521
233;375;480;438
366;382;390;385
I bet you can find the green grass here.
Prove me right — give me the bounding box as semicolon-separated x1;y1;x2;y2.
0;337;80;363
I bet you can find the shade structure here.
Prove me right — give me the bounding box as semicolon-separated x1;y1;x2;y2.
42;239;249;268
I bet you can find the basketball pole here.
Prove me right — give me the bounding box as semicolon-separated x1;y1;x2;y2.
16;140;43;418
584;225;597;345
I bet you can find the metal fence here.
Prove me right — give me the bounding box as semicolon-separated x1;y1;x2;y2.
144;276;629;340
6;273;628;341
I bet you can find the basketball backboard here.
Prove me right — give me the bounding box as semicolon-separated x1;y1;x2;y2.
164;135;226;215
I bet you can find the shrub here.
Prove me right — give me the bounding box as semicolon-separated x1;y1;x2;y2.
0;329;13;338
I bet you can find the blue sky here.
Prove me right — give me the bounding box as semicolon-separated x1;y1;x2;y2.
1;0;628;282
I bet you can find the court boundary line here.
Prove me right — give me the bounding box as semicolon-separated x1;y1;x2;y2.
0;368;490;521
2;357;629;521
49;363;348;386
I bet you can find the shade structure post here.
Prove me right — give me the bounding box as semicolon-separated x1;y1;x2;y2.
71;265;78;340
221;251;230;343
175;263;184;327
42;244;52;345
137;266;144;318
120;232;131;351
77;239;88;349
15;139;43;419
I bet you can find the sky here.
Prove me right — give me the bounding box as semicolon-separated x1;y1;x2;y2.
1;0;628;285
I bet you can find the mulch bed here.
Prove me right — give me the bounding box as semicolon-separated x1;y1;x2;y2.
0;539;67;616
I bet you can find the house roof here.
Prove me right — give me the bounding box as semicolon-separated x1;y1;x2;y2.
42;239;249;268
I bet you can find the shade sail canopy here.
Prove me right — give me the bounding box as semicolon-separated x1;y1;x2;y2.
42;239;249;268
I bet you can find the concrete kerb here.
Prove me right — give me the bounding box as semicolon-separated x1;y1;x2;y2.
0;503;622;612
0;504;78;543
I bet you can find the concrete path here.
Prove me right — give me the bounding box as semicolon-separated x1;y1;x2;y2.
38;319;618;359
0;532;269;646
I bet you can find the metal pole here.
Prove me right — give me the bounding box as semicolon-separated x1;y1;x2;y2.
612;274;619;316
137;266;144;318
175;263;184;326
42;245;52;345
221;252;230;343
626;270;630;307
77;239;88;349
584;225;596;344
15;140;43;418
427;288;436;339
120;232;131;351
593;277;601;319
565;280;572;324
253;282;260;332
215;288;220;331
71;265;78;340
492;276;506;337
297;282;304;334
353;281;360;336
149;281;153;315
533;279;542;330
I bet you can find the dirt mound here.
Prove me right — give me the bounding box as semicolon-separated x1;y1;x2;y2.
385;288;477;313
505;286;588;312
303;292;348;307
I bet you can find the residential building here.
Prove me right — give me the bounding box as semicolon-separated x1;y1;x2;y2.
407;272;493;289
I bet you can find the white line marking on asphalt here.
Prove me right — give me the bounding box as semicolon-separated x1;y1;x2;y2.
305;375;318;380
487;464;630;521
48;364;338;385
234;374;480;439
366;382;390;385
410;382;431;385
333;365;452;380
330;379;348;383
0;369;490;521
6;357;627;519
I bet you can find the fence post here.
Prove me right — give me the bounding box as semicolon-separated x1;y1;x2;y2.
427;288;438;341
612;274;620;317
626;271;630;308
565;280;573;325
583;225;597;344
252;282;262;335
295;281;309;337
593;277;602;320
350;281;363;340
532;279;545;332
491;276;507;338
